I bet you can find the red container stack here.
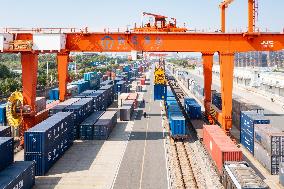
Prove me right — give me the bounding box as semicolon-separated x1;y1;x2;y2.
203;125;242;173
127;93;138;108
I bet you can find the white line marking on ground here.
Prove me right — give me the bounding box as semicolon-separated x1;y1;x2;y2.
110;121;134;189
139;121;149;189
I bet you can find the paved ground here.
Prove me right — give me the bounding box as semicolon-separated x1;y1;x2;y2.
113;67;169;189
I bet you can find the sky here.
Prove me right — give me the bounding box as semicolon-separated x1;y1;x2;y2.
0;0;283;32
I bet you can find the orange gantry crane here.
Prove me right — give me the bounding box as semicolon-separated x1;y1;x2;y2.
1;0;284;140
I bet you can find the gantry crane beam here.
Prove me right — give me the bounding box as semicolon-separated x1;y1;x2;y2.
3;31;284;133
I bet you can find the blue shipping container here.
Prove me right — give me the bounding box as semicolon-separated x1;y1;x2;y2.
0;126;12;137
170;116;186;137
154;84;167;100
0;137;14;171
240;111;270;154
24;112;74;175
0;161;35;189
0;103;7;126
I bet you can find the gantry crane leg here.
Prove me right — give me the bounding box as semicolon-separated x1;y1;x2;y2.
219;52;234;132
57;53;69;102
202;53;214;115
20;52;38;144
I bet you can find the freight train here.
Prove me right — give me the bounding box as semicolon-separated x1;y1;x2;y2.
168;64;284;176
164;70;268;189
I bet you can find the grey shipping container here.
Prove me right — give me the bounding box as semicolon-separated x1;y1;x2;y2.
222;161;268;189
280;162;284;186
35;97;46;113
254;142;283;175
120;106;132;121
254;124;284;156
0;161;35;189
0;126;11;137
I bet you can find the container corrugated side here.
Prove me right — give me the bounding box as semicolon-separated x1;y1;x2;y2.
203;125;242;173
254;124;284;156
170;116;186;137
0;137;14;171
0;126;11;137
0;161;35;189
254;141;283;175
79;111;104;140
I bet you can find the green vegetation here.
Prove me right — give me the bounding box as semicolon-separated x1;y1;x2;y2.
0;53;128;98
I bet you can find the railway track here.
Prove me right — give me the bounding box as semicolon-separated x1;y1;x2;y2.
172;140;198;189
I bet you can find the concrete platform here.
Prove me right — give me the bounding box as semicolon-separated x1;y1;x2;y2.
112;67;169;189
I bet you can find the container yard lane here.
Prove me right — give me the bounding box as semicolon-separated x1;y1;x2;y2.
113;67;169;189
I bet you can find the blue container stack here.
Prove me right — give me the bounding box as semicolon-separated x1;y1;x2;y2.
70;79;90;94
116;81;126;93
99;84;115;106
212;92;222;110
64;98;94;139
88;91;106;111
0;103;7;126
154;84;167;100
48;88;59;100
0;137;14;171
0;126;12;137
24;112;74;176
84;72;100;90
240;111;270;155
184;97;202;119
79;111;105;140
0;161;35;189
94;111;118;140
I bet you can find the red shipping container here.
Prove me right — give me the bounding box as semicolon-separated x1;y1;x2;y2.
102;75;108;81
106;71;111;77
127;93;138;108
203;125;242;173
140;78;145;85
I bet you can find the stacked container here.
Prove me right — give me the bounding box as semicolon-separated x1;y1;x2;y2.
49;98;80;116
240;111;270;154
116;80;126;93
0;137;14;171
254;124;284;175
84;72;100;90
0;103;7;126
94;111;117;140
120;100;134;121
99;84;115;106
127;93;138;108
0;161;35;189
64;98;94;139
35;97;46;113
184;97;202;119
79;111;105;140
154;84;166;100
0;126;12;137
212;92;222;110
24;112;74;175
67;84;79;97
203;125;242;173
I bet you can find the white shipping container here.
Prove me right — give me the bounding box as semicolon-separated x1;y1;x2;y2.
33;34;66;51
0;33;13;52
118;93;129;108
